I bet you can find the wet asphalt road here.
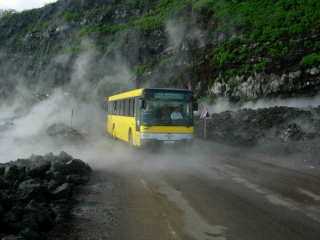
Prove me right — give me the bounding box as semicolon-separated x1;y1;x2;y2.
53;141;320;240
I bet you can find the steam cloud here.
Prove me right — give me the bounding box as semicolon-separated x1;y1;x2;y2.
0;16;318;175
203;96;320;114
0;38;134;165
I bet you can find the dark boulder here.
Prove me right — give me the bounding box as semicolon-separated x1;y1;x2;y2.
2;208;22;232
0;177;9;189
51;183;72;199
62;159;92;176
0;202;4;216
1;235;20;240
0;164;5;175
4;165;22;182
199;106;320;146
19;228;43;240
23;200;54;231
17;179;45;201
27;157;51;179
66;174;90;185
278;123;305;142
0;152;91;239
57;151;73;162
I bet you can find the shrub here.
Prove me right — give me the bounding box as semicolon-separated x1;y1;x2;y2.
301;53;320;66
63;11;81;22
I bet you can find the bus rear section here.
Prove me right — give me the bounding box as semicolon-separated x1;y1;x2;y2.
106;88;197;147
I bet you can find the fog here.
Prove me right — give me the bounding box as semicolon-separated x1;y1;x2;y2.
0;20;318;174
0;38;134;165
203;96;320;114
0;87;223;176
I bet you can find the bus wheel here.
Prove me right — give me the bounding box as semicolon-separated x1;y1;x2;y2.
112;124;116;139
128;130;133;146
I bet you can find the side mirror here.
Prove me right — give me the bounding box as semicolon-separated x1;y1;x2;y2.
193;102;198;111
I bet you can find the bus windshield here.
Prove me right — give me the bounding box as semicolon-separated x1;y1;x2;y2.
141;99;193;126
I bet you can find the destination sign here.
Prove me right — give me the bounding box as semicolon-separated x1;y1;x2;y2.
151;92;190;100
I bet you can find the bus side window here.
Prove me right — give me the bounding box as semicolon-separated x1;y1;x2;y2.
125;99;129;116
128;99;131;116
123;100;125;116
109;102;113;114
118;101;122;115
130;98;134;116
122;100;125;116
132;98;135;117
121;100;125;116
132;98;135;116
114;101;118;115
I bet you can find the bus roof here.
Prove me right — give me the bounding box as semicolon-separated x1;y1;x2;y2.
106;88;192;101
107;88;144;101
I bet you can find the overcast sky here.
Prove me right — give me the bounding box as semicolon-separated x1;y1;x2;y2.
0;0;57;11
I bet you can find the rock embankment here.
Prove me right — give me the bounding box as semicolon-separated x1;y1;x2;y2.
0;152;91;240
197;106;320;146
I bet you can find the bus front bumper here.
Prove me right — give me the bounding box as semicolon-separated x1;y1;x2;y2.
140;133;193;146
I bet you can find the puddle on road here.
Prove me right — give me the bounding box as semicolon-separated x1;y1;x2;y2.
156;180;227;240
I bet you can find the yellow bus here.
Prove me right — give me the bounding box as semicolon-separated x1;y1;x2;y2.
105;88;197;147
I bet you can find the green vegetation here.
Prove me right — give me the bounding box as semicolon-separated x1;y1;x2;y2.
1;0;320;94
63;11;82;22
301;53;320;66
202;0;320;75
0;9;16;18
132;0;190;30
79;23;129;36
134;63;154;77
77;0;191;34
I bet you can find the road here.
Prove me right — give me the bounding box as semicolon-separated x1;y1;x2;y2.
50;141;320;240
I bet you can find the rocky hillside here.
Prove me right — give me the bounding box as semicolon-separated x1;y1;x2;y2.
0;0;320;102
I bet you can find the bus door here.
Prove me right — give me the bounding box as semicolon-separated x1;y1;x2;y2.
135;97;141;132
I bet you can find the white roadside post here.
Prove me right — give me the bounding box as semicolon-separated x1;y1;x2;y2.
200;106;209;139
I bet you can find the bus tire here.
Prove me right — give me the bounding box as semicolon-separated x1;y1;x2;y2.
128;129;133;146
112;124;116;139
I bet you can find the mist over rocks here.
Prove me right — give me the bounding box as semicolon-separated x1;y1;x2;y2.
46;123;86;144
0;152;91;240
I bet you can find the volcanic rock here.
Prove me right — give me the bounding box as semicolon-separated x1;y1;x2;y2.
51;183;72;199
0;152;91;239
198;106;320;146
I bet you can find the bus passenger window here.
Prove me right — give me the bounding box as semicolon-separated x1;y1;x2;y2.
122;100;125;116
113;101;117;114
119;101;123;115
128;99;131;116
125;99;130;116
132;98;135;116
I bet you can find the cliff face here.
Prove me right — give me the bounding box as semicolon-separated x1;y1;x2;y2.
0;0;319;101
